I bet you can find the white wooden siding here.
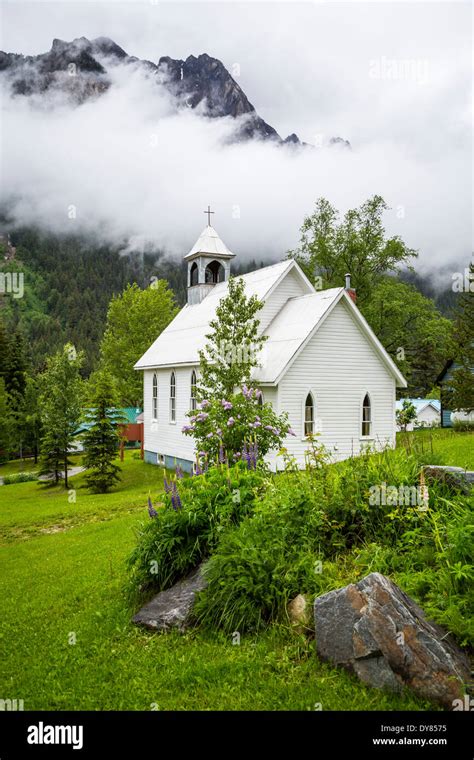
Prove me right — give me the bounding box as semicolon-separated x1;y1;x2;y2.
143;367;197;462
257;268;306;334
276;298;396;467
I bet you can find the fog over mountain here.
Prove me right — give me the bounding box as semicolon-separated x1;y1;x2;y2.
0;2;471;278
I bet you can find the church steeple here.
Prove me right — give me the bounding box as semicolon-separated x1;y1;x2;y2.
185;209;235;305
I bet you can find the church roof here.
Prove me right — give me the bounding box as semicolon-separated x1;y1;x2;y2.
134;258;407;387
184;225;235;260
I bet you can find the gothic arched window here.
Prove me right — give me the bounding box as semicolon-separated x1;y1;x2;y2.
152;373;158;421
190;370;197;411
304;393;315;437
169;371;176;423
362;393;372;437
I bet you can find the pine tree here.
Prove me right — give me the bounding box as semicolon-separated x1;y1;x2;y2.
0;378;13;462
39;344;83;487
82;370;126;493
198;277;268;398
446;267;474;413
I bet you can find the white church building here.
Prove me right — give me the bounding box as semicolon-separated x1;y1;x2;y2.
135;220;407;472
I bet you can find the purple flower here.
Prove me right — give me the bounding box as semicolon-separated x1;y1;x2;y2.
147;496;157;518
218;444;226;464
206;432;214;439
190;416;197;423
175;465;183;479
233;452;241;459
252;421;262;428
170;480;182;510
264;425;274;431
163;475;172;494
200;400;210;409
288;428;296;437
242;384;251;399
255;389;262;399
198;450;207;457
221;400;233;411
196;412;209;422
216;429;222;437
182;424;194;433
227;417;235;427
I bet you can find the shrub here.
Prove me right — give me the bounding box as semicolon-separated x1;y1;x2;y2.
126;462;267;603
3;471;38;485
182;385;294;464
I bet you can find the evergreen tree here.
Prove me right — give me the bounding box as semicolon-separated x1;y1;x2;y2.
82;370;125;493
0;378;13;462
198;276;267;398
38;344;83;487
20;376;43;463
446;267;474;413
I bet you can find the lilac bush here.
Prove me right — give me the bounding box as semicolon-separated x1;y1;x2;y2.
182;385;294;465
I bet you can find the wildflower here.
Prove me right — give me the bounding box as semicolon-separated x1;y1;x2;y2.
218;444;226;464
147;496;157;518
175;465;183;479
221;400;233;411
163;474;172;494
171;480;182;510
227;417;235;427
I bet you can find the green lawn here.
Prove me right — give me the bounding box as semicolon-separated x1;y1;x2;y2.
0;448;451;711
396;428;474;470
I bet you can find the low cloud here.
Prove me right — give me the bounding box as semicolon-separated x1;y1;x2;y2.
0;55;471;281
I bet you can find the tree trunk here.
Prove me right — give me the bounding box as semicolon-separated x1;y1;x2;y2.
64;454;68;489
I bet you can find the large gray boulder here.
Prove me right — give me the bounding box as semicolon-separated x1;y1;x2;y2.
424;465;474;495
314;572;472;708
132;565;206;632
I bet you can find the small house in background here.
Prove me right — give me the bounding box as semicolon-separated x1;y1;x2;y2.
71;407;143;452
437;360;474;427
396;398;441;431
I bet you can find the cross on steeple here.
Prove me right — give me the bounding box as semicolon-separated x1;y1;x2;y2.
204;205;214;226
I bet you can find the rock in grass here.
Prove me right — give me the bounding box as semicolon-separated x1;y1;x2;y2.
424;465;474;495
287;594;311;633
314;572;472;708
132;565;206;632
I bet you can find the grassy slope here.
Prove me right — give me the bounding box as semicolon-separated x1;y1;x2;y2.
3;439;468;711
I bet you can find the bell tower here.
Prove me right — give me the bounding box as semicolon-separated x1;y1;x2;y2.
185;207;236;305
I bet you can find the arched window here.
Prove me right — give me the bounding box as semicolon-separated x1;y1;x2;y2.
169;371;176;423
190;370;197;411
152;373;158;420
190;262;198;287
205;260;225;284
362;393;372;437
304;393;314;437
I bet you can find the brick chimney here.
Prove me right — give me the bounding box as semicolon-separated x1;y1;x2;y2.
345;273;357;303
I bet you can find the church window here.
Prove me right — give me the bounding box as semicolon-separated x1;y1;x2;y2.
190;370;197;411
362;393;372;437
170;371;176;423
304;393;314;437
152;373;158;421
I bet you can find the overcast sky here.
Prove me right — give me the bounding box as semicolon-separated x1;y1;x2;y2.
0;1;472;276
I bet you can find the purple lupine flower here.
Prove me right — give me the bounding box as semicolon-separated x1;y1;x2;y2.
218;444;226;464
163;474;172;494
227;417;235;427
175;465;183;479
233;452;241;460
194;462;203;476
147;496;158;518
171;480;182;510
